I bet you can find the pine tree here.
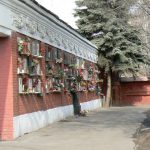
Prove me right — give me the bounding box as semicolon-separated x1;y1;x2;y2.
75;0;149;107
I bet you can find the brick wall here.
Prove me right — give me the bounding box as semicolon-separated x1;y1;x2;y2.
0;32;99;140
113;81;150;106
0;37;13;140
12;32;99;116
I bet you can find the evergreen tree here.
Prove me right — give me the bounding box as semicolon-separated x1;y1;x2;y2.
75;0;149;107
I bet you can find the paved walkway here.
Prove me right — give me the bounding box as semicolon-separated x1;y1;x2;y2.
0;106;149;150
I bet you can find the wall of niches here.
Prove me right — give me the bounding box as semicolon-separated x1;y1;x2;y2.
14;33;101;116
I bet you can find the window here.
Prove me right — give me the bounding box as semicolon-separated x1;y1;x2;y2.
45;78;53;93
17;37;31;55
32;40;40;56
29;58;41;76
17;37;42;95
17;57;29;74
45;45;53;61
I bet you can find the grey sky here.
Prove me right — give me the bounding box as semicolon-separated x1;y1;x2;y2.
36;0;78;29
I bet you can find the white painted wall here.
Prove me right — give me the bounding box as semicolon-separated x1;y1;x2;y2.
14;99;102;138
0;26;11;37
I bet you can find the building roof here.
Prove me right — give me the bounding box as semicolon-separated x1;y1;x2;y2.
20;0;97;49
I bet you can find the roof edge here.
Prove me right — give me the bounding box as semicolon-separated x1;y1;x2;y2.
21;0;97;49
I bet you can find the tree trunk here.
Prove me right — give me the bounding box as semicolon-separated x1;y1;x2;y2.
70;91;81;116
105;70;112;108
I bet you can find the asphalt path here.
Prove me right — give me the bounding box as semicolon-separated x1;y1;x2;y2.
0;106;149;150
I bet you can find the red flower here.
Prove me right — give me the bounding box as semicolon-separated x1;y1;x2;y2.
23;77;28;85
22;42;27;46
33;79;39;87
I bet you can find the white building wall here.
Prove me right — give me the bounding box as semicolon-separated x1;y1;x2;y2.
14;99;102;138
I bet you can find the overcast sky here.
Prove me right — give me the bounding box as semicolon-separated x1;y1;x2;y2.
36;0;78;29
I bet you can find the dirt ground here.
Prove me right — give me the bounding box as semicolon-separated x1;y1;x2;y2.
134;110;150;150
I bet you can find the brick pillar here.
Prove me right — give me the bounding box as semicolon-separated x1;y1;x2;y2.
0;37;13;140
40;42;47;110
